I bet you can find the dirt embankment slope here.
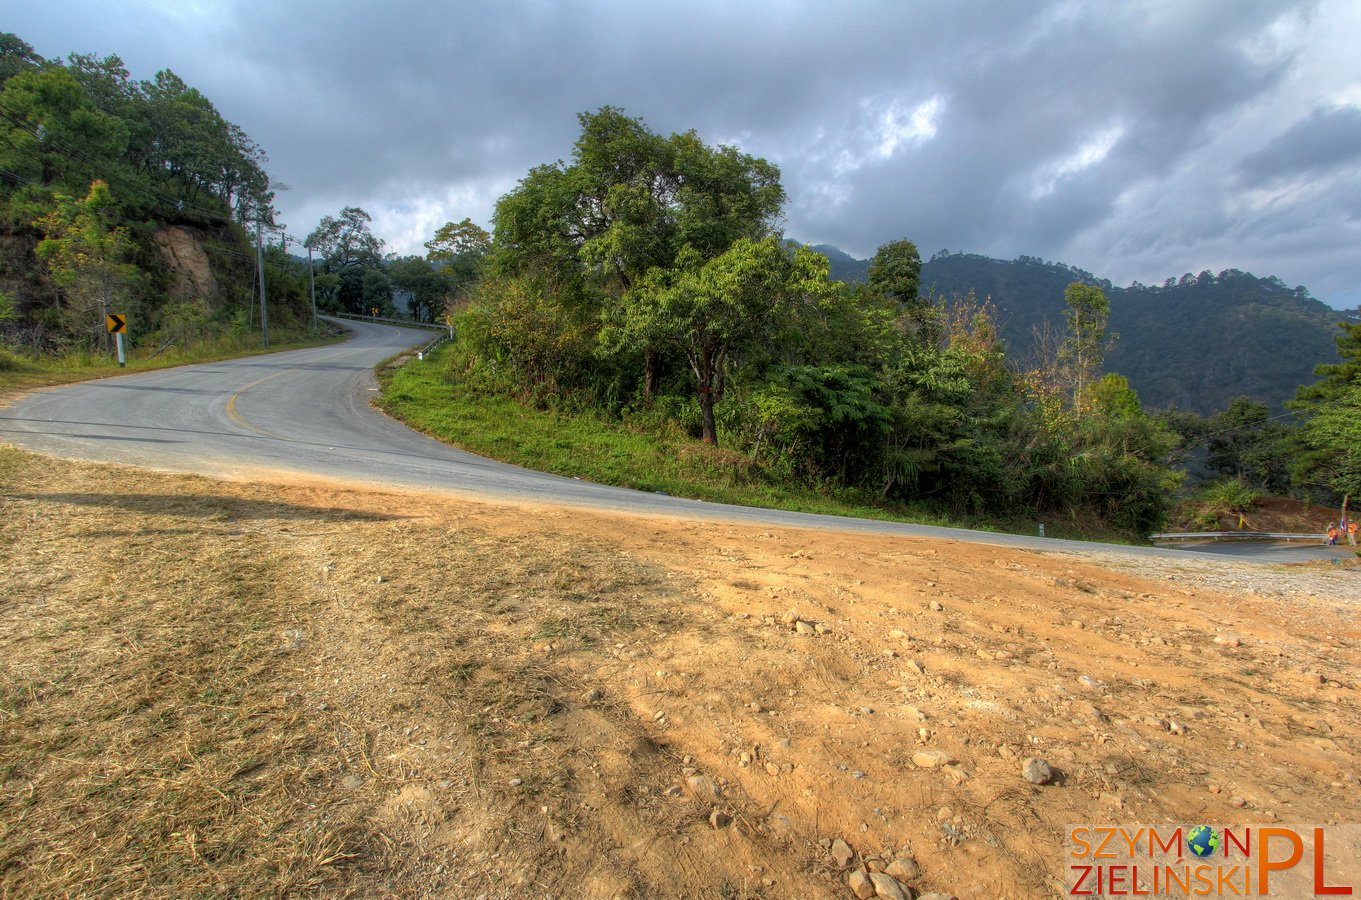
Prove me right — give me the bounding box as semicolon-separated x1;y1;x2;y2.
1;449;1358;898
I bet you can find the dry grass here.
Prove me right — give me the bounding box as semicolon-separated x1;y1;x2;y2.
0;448;719;898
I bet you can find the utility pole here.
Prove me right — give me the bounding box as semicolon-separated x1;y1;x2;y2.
307;243;318;330
255;215;270;348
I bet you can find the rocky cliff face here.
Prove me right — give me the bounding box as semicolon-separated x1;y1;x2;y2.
152;226;221;305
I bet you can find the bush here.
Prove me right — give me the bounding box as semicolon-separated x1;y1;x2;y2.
1200;478;1261;514
452;276;597;402
0;347;28;372
1173;478;1262;531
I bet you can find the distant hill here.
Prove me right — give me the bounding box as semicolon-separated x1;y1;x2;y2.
809;246;1349;415
808;244;871;283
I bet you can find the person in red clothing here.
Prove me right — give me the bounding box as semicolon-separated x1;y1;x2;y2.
1349;520;1358;547
1327;523;1340;545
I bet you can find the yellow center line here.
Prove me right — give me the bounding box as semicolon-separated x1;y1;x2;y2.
223;346;372;439
225;370;290;438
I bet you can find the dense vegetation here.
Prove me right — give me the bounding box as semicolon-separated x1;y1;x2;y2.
0;32;319;357
431;108;1192;537
0;31;480;367
816;249;1360;521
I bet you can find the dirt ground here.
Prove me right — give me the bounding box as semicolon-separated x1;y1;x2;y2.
2;448;1359;899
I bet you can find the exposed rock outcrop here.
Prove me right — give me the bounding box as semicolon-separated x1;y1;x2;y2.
152;226;220;304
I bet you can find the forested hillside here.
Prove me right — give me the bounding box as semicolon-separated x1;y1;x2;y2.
903;251;1347;414
0;33;312;352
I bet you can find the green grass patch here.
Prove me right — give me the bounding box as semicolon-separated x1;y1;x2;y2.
377;348;1039;532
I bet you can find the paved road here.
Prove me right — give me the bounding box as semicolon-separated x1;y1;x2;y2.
0;319;1346;564
1149;538;1354;564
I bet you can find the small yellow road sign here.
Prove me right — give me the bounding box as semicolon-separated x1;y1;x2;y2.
105;313;127;333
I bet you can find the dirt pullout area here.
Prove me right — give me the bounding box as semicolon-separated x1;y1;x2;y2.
1;449;1358;899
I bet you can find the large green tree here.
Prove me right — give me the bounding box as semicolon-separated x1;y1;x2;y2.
423;217;490;312
492;107;785;397
305;207;387;313
387;255;446;322
306;206;384;271
0;33;44;85
0;66;129;222
1298;384;1361;507
866;239;922;308
609;237;833;445
1059;281;1114;418
426;217;491;269
138;69;272;222
1202;397;1294;493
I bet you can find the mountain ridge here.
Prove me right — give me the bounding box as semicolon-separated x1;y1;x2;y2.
798;243;1351;415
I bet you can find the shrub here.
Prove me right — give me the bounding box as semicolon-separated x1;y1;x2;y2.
0;347;27;372
1200;478;1261;514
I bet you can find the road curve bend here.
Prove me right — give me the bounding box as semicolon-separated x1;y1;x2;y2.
0;319;1336;563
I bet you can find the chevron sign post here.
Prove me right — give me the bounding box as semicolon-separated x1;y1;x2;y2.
106;314;127;367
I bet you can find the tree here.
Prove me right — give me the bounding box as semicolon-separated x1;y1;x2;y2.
128;68;273;223
0;33;44;86
1085;373;1143;421
360;267;393;315
867;239;922;307
1059;281;1113;418
492;107;785;398
306;206;384;270
1290;321;1361;504
423;218;490;313
425;217;491;268
1292;321;1361;407
611;238;833;445
388;255;448;322
0;67;129;221
1298;384;1361;506
1202;397;1293;493
33;179;138;346
872;291;1012;509
66;52;137;117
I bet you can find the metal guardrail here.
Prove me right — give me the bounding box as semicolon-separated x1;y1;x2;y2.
329;312;448;332
1151;531;1326;542
413;331;453;359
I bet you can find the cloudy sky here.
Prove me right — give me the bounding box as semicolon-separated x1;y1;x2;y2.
9;0;1361;308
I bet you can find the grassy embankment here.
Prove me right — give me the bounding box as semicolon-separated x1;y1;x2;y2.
0;327;343;395
377;346;1131;542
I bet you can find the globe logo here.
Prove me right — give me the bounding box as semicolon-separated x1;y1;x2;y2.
1187;825;1220;858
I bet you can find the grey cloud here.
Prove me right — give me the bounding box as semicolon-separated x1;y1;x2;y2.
8;0;1360;308
1238;104;1361;184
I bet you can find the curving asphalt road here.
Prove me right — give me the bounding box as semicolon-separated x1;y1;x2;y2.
0;319;1348;564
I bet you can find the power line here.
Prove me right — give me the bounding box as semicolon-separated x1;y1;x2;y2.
0;167;44;187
